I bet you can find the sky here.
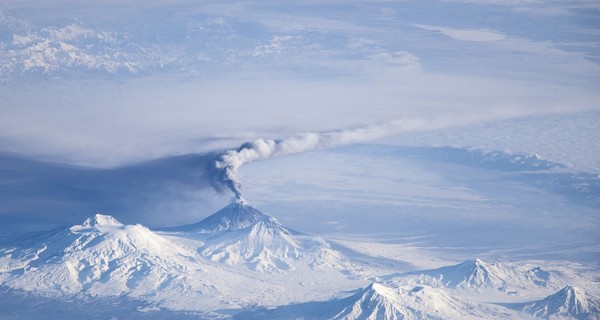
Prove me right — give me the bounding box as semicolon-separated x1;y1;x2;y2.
0;0;599;241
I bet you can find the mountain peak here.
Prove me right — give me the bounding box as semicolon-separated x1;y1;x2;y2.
410;258;556;293
561;285;578;294
550;285;591;307
234;195;248;205
200;200;271;232
460;258;487;268
170;199;277;233
366;282;395;297
334;283;499;320
522;285;600;318
80;214;123;228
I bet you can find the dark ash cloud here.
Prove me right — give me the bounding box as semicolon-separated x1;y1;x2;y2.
0;151;228;234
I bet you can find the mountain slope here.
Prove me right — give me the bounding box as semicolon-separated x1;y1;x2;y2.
0;16;176;79
235;282;522;320
0;210;370;312
173;198;274;233
168;199;360;275
520;285;600;319
0;214;192;295
199;219;302;272
0;214;260;311
332;283;515;320
405;258;556;293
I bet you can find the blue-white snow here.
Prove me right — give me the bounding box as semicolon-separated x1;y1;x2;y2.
0;195;598;319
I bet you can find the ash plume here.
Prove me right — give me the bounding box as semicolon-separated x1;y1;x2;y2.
214;118;439;199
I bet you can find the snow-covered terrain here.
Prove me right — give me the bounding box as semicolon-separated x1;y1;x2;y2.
0;16;175;79
1;200;598;319
331;283;518;320
164;198;365;275
399;258;559;293
518;286;600;320
0;201;374;315
0;213;272;314
235;282;530;319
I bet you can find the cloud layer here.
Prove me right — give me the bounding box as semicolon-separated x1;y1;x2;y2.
0;0;598;172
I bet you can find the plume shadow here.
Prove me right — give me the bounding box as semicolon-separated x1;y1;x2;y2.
0;151;229;234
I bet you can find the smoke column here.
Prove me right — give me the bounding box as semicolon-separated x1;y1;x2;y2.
215;118;448;199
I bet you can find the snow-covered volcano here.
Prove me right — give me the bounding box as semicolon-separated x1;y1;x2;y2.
0;214;264;311
234;281;527;319
0;207;372;313
325;283;515;320
197;201;302;272
0;214;195;295
168;198;362;275
171;197;275;233
520;285;600;319
403;258;557;293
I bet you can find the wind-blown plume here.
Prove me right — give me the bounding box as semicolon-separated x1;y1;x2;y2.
215;118;436;198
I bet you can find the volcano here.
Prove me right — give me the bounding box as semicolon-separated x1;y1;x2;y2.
520;285;600;319
168;198;361;275
171;197;275;233
330;283;517;320
0;214;262;311
405;258;557;293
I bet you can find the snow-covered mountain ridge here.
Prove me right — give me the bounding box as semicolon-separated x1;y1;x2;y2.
519;285;600;319
164;198;364;274
0;202;371;312
236;282;528;320
170;198;280;233
400;258;559;293
332;282;522;320
0;16;177;79
0;213;277;312
0;204;598;319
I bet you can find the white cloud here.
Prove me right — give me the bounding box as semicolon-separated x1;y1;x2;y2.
0;0;598;170
387;109;600;174
367;51;421;70
415;24;507;42
443;0;600;16
1;65;598;168
249;35;318;58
